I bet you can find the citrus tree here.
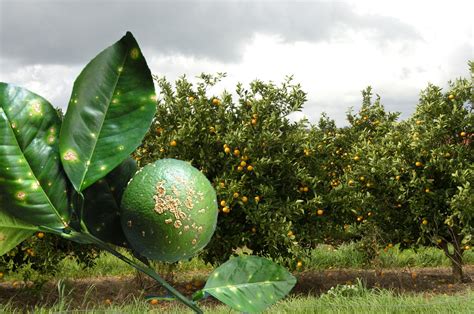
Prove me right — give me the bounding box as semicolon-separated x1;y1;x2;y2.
335;67;473;282
136;74;324;266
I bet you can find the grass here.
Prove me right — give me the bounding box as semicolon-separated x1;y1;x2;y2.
301;243;474;270
3;244;473;282
1;285;472;313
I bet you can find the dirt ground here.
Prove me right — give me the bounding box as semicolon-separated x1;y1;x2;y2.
1;266;473;310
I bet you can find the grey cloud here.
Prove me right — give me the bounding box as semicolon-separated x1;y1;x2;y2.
0;0;420;66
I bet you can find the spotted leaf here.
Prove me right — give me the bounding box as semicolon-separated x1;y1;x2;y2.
0;83;70;228
59;32;156;192
201;255;296;312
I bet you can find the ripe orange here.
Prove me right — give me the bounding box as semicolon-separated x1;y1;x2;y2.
241;196;248;203
303;186;309;192
242;155;249;161
240;161;247;167
254;196;260;203
448;94;455;100
220;200;226;207
224;147;231;154
353;155;360;161
237;166;243;171
425;188;430;193
37;232;45;239
219;181;225;188
251;227;257;233
222;206;230;213
395;175;400;180
359;176;365;181
296;261;303;268
416;120;423;125
251;119;257;125
415;161;423;167
233;192;239;198
464;245;471;250
460;131;467;137
357;216;363;222
247;165;254;171
169;140;177;147
233;149;240;156
150;299;159;305
188;96;195;102
212;98;220;105
104;299;112;305
422;219;428;225
287;230;294;237
317;209;324;216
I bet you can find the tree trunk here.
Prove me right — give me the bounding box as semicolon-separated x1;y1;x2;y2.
442;240;472;283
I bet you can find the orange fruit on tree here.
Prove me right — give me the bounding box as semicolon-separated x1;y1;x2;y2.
296;261;303;268
448;94;455;100
460;131;466;137
233;149;240;156
233;192;239;198
247;165;254;171
317;209;324;216
422;219;428;225
241;196;248;203
169;140;177;147
224;147;231;154
37;232;45;239
150;299;159;305
212;98;220;105
415;161;423;167
220;200;226;207
254;196;260;203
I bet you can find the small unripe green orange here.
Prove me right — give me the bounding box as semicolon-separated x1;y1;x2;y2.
121;159;218;263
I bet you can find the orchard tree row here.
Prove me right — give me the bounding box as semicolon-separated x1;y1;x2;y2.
135;63;473;282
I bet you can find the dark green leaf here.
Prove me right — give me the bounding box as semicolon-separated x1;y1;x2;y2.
83;157;136;246
0;83;70;228
202;256;296;312
59;32;156;192
0;210;37;256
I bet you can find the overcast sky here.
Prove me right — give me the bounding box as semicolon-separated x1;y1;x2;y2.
0;0;472;125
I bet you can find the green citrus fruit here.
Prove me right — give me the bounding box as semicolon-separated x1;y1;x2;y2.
121;158;218;262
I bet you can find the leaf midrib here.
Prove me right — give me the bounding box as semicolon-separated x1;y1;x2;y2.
78;45;131;191
203;279;293;292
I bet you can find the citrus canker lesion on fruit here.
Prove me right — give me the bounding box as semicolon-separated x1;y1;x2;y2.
121;159;218;263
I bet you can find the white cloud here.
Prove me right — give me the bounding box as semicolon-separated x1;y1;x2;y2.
1;0;471;126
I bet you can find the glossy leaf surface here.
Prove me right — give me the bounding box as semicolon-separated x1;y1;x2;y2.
0;83;69;228
83;157;136;247
202;256;296;312
59;32;156;192
0;210;37;256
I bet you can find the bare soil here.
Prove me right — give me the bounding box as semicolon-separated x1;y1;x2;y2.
0;266;472;310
